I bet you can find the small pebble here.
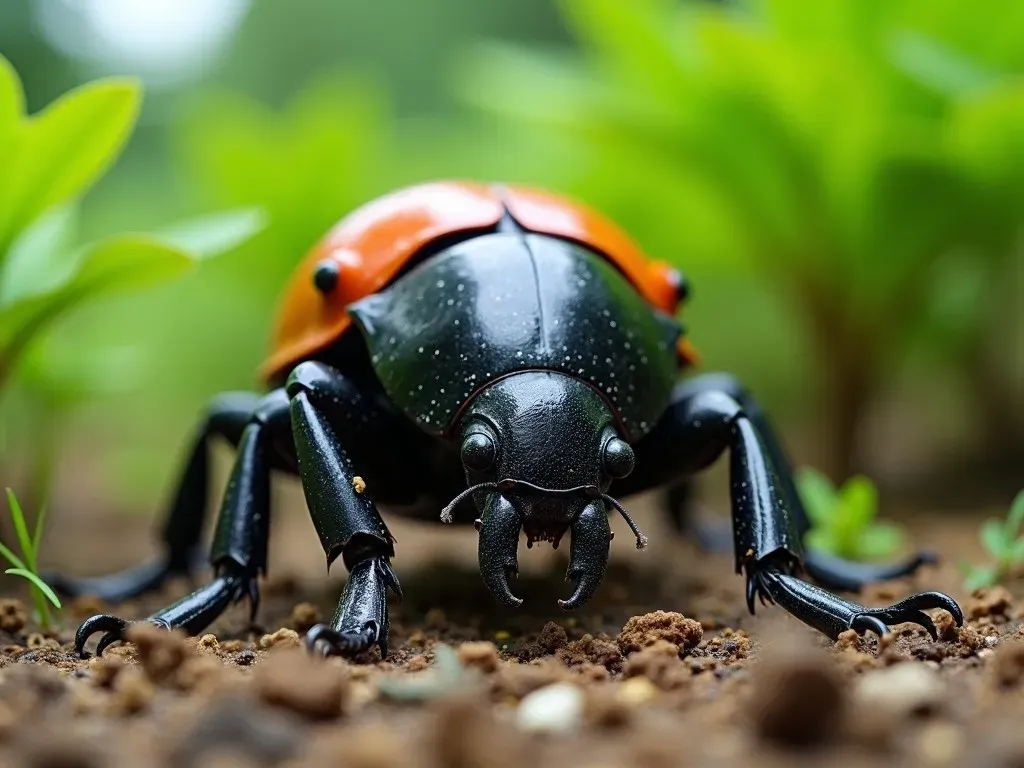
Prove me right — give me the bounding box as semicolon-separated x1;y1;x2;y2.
855;662;945;718
617;676;658;706
457;642;500;673
515;682;584;733
0;599;26;633
259;628;301;651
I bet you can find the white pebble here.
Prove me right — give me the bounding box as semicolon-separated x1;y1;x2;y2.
515;682;584;733
855;663;945;718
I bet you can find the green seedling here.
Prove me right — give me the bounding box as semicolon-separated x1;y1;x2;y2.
798;468;905;561
960;490;1024;591
0;488;60;629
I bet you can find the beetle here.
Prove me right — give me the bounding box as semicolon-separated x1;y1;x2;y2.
55;181;962;658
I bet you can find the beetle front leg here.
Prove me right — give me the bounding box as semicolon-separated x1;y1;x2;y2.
286;362;402;659
76;390;290;657
631;379;962;641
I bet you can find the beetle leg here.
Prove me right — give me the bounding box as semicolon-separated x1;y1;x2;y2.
286;362;401;660
75;390;289;658
48;392;262;602
632;373;941;588
625;374;962;643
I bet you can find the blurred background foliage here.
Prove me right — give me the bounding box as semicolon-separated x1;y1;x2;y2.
0;0;1021;515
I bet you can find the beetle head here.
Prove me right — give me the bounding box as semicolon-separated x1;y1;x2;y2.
448;371;645;610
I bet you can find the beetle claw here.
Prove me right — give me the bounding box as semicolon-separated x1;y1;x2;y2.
75;614;129;658
850;591;962;640
305;623;380;658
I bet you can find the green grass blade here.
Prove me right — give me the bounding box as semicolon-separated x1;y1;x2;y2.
4;568;61;609
31;502;47;557
0;540;26;571
1006;489;1024;538
5;488;35;569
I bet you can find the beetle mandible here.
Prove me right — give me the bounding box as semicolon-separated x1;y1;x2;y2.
55;182;962;657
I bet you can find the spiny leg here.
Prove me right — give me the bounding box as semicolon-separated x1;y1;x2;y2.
48;393;262;602
75;390;289;657
286;362;401;659
629;379;962;641
652;374;936;589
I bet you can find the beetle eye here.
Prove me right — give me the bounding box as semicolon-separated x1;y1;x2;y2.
461;433;497;472
603;438;635;479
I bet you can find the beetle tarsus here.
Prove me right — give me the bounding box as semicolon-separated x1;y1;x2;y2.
305;623;382;658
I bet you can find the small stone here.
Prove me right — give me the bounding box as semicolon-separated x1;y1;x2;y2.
618;611;703;656
935;611;959;642
236;650;256;666
617;676;658;706
0;599;26;633
196;634;220;654
515;682;584;733
259;628;301;651
255;650;348;720
289;603;323;633
855;662;945;718
968;586;1013;621
457;642;500;673
352;476;367;494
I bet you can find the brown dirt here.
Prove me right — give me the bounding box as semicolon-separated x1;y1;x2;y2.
0;507;1022;767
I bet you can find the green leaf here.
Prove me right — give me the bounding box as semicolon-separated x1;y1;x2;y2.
804;527;838;555
889;31;998;96
5;488;34;569
0;77;140;253
0;57;24;195
981;518;1009;559
854;522;903;560
4;569;61;609
963;565;999;592
1006;489;1024;538
31;501;47;560
0;236;194;383
796;467;837;527
155;208;266;260
0;205;79;308
0;541;26;571
834;475;879;531
1009;536;1024;563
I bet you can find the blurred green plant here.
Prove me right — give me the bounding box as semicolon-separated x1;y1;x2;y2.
960;490;1024;591
798;467;905;561
0;489;60;630
0;55;264;398
458;0;1024;476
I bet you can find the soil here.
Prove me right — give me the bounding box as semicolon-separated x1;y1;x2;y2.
0;493;1022;767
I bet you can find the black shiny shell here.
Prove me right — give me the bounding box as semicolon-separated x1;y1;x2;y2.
348;233;681;440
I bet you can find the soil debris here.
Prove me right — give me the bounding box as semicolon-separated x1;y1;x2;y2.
124;623;191;685
457;641;500;673
967;586;1014;621
0;599;26;634
289;602;323;633
538;621;568;653
750;642;845;748
254;650;348;720
556;633;622;672
258;628;302;651
617;611;703;656
990;640;1024;689
622;640;690;691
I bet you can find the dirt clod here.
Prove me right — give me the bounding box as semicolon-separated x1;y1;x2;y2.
750;645;845;748
990;640;1024;689
0;599;27;634
557;633;622;672
289;603;323;633
457;641;500;673
538;622;568;653
258;628;301;651
88;656;123;688
623;640;689;691
618;611;703;656
254;650;347;720
968;586;1013;620
124;623;191;685
936;610;960;642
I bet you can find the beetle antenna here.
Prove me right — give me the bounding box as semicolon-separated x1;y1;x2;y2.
440;482;499;523
601;494;648;550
